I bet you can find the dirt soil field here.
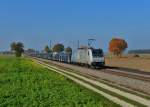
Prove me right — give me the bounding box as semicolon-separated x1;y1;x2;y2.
105;57;150;72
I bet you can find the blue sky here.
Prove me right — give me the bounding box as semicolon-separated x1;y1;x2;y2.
0;0;150;52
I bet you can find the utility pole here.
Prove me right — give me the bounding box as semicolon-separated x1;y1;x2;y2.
50;40;52;50
77;40;80;49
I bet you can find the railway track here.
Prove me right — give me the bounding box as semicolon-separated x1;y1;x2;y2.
33;58;150;107
102;68;150;82
34;57;150;82
32;57;150;95
71;63;150;82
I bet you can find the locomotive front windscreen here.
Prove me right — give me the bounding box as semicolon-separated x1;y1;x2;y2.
92;49;103;57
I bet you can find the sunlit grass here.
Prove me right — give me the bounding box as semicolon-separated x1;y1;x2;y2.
0;55;120;107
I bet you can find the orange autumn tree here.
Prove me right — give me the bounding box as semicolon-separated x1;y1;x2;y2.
109;38;128;56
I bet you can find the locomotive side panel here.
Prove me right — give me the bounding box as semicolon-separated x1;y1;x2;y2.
77;49;89;64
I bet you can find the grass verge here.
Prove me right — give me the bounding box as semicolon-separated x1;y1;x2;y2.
0;55;120;107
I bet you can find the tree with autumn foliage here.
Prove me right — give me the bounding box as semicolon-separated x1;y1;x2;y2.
109;38;128;56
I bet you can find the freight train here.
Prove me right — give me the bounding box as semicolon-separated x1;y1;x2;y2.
31;47;105;67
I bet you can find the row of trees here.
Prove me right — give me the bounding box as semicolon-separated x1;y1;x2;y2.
10;38;128;57
128;49;150;54
44;44;72;54
44;38;128;56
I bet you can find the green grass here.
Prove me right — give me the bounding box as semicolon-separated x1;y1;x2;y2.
0;55;120;107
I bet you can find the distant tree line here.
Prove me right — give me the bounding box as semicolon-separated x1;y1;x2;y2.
128;49;150;54
44;44;72;54
10;37;129;58
44;38;128;57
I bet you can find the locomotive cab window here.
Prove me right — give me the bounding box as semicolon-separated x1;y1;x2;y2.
92;49;103;57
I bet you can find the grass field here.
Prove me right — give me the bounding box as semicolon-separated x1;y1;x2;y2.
105;57;150;72
0;55;119;107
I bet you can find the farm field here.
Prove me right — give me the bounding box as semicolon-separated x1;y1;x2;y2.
0;55;119;107
105;57;150;72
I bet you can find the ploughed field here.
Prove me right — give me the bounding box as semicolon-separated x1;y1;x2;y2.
105;57;150;72
0;55;119;107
